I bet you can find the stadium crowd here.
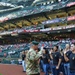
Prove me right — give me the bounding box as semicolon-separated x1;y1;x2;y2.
0;39;75;57
0;39;75;50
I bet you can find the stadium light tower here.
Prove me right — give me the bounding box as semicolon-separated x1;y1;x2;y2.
58;0;61;2
47;1;50;4
51;0;54;4
43;2;46;5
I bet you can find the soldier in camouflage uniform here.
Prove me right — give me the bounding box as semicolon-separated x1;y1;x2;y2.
26;41;43;75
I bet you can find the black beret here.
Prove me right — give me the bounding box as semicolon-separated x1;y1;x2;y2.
32;41;39;45
25;47;30;50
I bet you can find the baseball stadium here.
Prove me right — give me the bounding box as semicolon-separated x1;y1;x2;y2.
0;0;75;75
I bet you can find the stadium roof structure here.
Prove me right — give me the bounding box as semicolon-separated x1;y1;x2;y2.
0;0;70;7
0;0;74;21
0;0;75;31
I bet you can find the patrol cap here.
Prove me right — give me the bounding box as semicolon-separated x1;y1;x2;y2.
32;41;39;45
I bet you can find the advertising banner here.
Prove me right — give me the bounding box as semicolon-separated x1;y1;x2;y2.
67;15;75;21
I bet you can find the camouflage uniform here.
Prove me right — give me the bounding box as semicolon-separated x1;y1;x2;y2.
26;48;42;75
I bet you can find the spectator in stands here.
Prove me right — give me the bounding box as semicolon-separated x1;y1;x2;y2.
26;41;43;75
22;51;26;72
